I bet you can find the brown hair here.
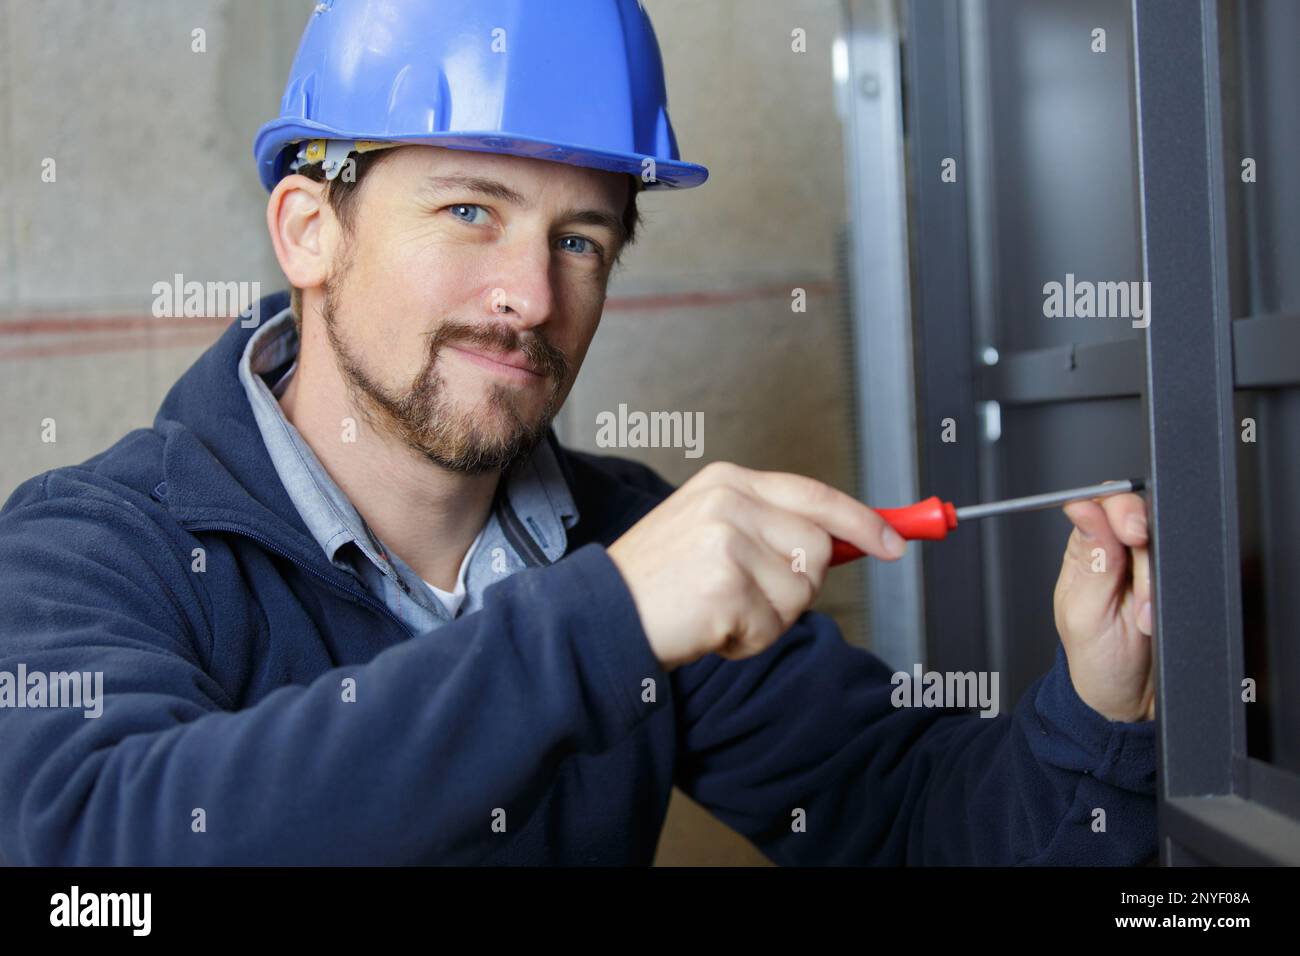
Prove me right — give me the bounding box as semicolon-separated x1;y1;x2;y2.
286;148;643;327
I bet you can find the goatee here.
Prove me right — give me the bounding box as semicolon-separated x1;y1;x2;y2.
319;277;570;476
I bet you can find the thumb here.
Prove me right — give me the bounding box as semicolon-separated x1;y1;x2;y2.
1056;499;1129;624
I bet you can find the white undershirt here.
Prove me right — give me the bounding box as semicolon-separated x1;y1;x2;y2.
421;526;486;618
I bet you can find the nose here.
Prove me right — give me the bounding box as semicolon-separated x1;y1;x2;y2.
480;237;556;331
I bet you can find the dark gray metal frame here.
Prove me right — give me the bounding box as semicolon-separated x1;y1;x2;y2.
1134;0;1300;865
900;0;987;675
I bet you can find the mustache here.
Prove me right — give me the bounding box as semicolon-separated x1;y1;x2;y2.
426;321;569;380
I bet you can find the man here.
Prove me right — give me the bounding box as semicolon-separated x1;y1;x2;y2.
0;0;1155;865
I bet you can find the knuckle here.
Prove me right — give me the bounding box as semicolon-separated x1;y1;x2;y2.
710;602;748;650
701;460;739;483
807;527;833;562
700;539;745;592
698;483;743;517
810;479;841;511
1065;530;1090;563
700;518;739;555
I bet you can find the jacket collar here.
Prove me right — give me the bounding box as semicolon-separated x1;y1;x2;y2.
153;293;320;555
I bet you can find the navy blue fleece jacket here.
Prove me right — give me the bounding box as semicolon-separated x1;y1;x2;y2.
0;292;1157;865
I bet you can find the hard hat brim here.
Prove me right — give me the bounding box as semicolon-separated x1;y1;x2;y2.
254;120;709;194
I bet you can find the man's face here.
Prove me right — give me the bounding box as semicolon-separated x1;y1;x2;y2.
316;145;629;475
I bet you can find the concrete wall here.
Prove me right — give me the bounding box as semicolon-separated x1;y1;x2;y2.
0;0;859;866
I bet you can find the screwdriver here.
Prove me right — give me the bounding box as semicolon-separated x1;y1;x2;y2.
829;478;1146;566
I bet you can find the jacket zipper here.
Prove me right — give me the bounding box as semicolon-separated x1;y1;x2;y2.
185;521;414;639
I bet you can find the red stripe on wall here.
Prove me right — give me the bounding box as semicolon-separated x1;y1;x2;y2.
0;329;225;362
0;315;230;336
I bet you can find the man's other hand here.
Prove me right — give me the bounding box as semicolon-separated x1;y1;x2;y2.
1055;484;1155;722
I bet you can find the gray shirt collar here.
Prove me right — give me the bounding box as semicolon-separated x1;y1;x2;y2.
237;306;578;574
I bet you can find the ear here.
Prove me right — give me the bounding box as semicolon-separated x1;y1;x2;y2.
267;174;336;293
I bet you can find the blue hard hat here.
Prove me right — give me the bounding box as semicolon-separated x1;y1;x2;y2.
253;0;708;192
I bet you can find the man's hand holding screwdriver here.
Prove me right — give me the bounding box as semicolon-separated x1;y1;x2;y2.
607;461;906;671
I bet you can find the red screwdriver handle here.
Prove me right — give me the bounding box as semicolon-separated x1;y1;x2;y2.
829;496;958;566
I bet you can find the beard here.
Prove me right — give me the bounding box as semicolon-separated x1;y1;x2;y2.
318;269;571;477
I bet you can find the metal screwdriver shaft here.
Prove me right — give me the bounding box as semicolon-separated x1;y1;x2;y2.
954;478;1145;522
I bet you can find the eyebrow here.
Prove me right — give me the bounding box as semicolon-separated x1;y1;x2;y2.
423;175;527;205
422;174;626;242
555;207;626;241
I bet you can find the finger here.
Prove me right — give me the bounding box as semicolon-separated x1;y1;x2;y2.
1062;499;1125;564
745;533;820;638
1132;545;1152;634
1094;489;1152;629
735;468;907;562
741;497;833;590
717;583;785;661
711;498;822;628
1060;499;1129;615
710;530;802;660
694;482;832;587
1097;490;1149;549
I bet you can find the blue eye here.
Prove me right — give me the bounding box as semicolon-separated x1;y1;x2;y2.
448;203;489;225
559;235;596;255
